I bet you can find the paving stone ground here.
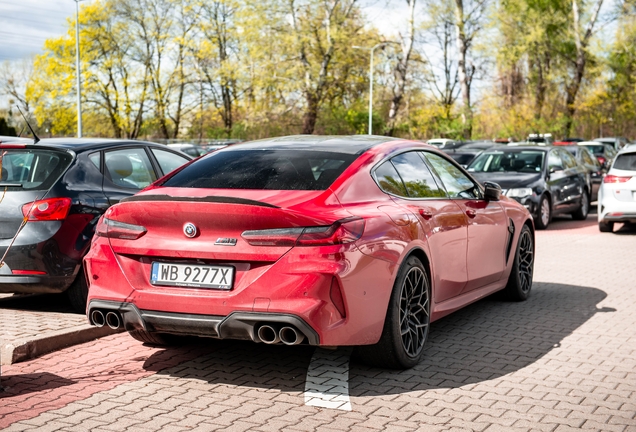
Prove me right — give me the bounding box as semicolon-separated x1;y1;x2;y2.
1;212;635;431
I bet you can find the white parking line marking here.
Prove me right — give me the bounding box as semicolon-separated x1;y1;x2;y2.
304;347;352;411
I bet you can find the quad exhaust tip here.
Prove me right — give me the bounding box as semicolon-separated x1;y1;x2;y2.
279;326;305;346
257;324;280;344
91;310;105;327
105;311;121;330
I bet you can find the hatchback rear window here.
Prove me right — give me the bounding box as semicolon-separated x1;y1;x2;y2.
0;149;72;191
161;149;356;190
613;153;636;171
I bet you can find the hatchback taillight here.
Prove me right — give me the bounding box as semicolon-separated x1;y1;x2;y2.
603;175;633;183
96;217;147;240
242;217;365;247
22;198;72;221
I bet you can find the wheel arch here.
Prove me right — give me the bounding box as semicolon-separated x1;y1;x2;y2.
403;247;432;296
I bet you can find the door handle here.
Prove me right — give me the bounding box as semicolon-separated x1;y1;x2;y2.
418;208;433;220
465;209;477;218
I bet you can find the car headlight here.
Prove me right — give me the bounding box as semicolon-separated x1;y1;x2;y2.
506;188;533;198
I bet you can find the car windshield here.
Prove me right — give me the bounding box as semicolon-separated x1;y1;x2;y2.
467;151;544;173
161;149;356;190
613;153;636;171
0;149;73;190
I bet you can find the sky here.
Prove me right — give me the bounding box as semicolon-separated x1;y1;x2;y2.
0;0;412;63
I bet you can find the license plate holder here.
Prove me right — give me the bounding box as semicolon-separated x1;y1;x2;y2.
150;262;234;290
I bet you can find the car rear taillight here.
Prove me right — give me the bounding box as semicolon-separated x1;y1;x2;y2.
603;175;633;183
22;198;72;221
597;156;606;166
96;217;147;240
242;217;365;247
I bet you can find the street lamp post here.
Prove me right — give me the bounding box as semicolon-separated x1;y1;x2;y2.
353;42;388;135
74;0;83;138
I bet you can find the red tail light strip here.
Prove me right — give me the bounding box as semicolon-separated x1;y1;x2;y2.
603;175;633;183
242;217;365;247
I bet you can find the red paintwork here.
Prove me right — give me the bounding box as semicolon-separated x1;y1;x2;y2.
85;139;533;346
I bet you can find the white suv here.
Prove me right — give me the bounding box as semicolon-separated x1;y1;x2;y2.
598;146;636;232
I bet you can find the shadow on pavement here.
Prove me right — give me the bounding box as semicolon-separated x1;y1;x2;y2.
0;293;76;314
546;207;597;231
0;372;75;398
147;339;314;393
349;282;613;395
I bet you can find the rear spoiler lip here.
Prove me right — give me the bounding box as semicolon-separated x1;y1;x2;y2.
120;194;280;208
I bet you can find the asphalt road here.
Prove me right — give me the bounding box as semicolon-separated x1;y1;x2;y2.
1;213;635;432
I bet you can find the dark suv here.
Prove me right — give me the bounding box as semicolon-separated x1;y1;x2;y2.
466;146;591;229
0;138;191;312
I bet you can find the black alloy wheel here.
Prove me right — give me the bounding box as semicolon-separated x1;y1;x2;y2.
503;224;534;301
356;256;430;369
399;266;429;358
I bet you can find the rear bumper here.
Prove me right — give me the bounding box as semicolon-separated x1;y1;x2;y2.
87;300;320;345
0;274;75;293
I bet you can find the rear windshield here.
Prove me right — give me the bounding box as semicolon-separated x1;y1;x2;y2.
0;149;73;191
161;149;357;190
613;153;636;171
581;145;606;155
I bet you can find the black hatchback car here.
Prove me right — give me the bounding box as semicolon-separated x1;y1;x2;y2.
466;146;591;229
0;138;191;312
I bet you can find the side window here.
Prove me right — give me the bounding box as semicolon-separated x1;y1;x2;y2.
390;152;446;198
104;148;157;190
548;151;564;171
374;160;408;197
560;150;578;169
151;148;190;176
88;152;101;171
424;152;480;199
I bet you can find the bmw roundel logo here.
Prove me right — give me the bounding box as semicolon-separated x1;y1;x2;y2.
183;222;198;238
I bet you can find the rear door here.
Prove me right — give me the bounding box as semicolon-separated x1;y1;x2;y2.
101;147;159;205
374;151;469;302
423;152;509;291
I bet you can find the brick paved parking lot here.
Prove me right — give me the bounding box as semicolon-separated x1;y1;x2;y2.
1;214;635;431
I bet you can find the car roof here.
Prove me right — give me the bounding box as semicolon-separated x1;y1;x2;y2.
223;135;400;155
0;137;168;152
483;145;550;152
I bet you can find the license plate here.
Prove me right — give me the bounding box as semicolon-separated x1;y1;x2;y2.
150;262;234;289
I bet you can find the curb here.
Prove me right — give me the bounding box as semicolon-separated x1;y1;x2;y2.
1;324;121;365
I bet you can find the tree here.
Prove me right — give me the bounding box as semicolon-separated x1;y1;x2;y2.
452;0;488;138
385;0;417;136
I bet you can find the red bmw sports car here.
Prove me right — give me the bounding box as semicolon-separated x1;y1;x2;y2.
84;135;535;369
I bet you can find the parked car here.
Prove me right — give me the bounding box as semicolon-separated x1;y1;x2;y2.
84;135;534;369
0;138;191;312
167;143;207;157
594;137;628;151
597;146;636;232
527;133;553;145
562;145;602;201
442;141;503;166
578;141;617;171
426;138;458;149
467;146;591;229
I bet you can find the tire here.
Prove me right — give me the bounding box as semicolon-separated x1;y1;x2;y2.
67;267;88;314
535;195;551;230
128;329;178;346
572;191;589;220
356;256;430;369
599;221;614;233
502;225;534;301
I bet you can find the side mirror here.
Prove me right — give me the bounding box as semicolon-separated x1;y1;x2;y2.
549;166;563;174
483;181;501;201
